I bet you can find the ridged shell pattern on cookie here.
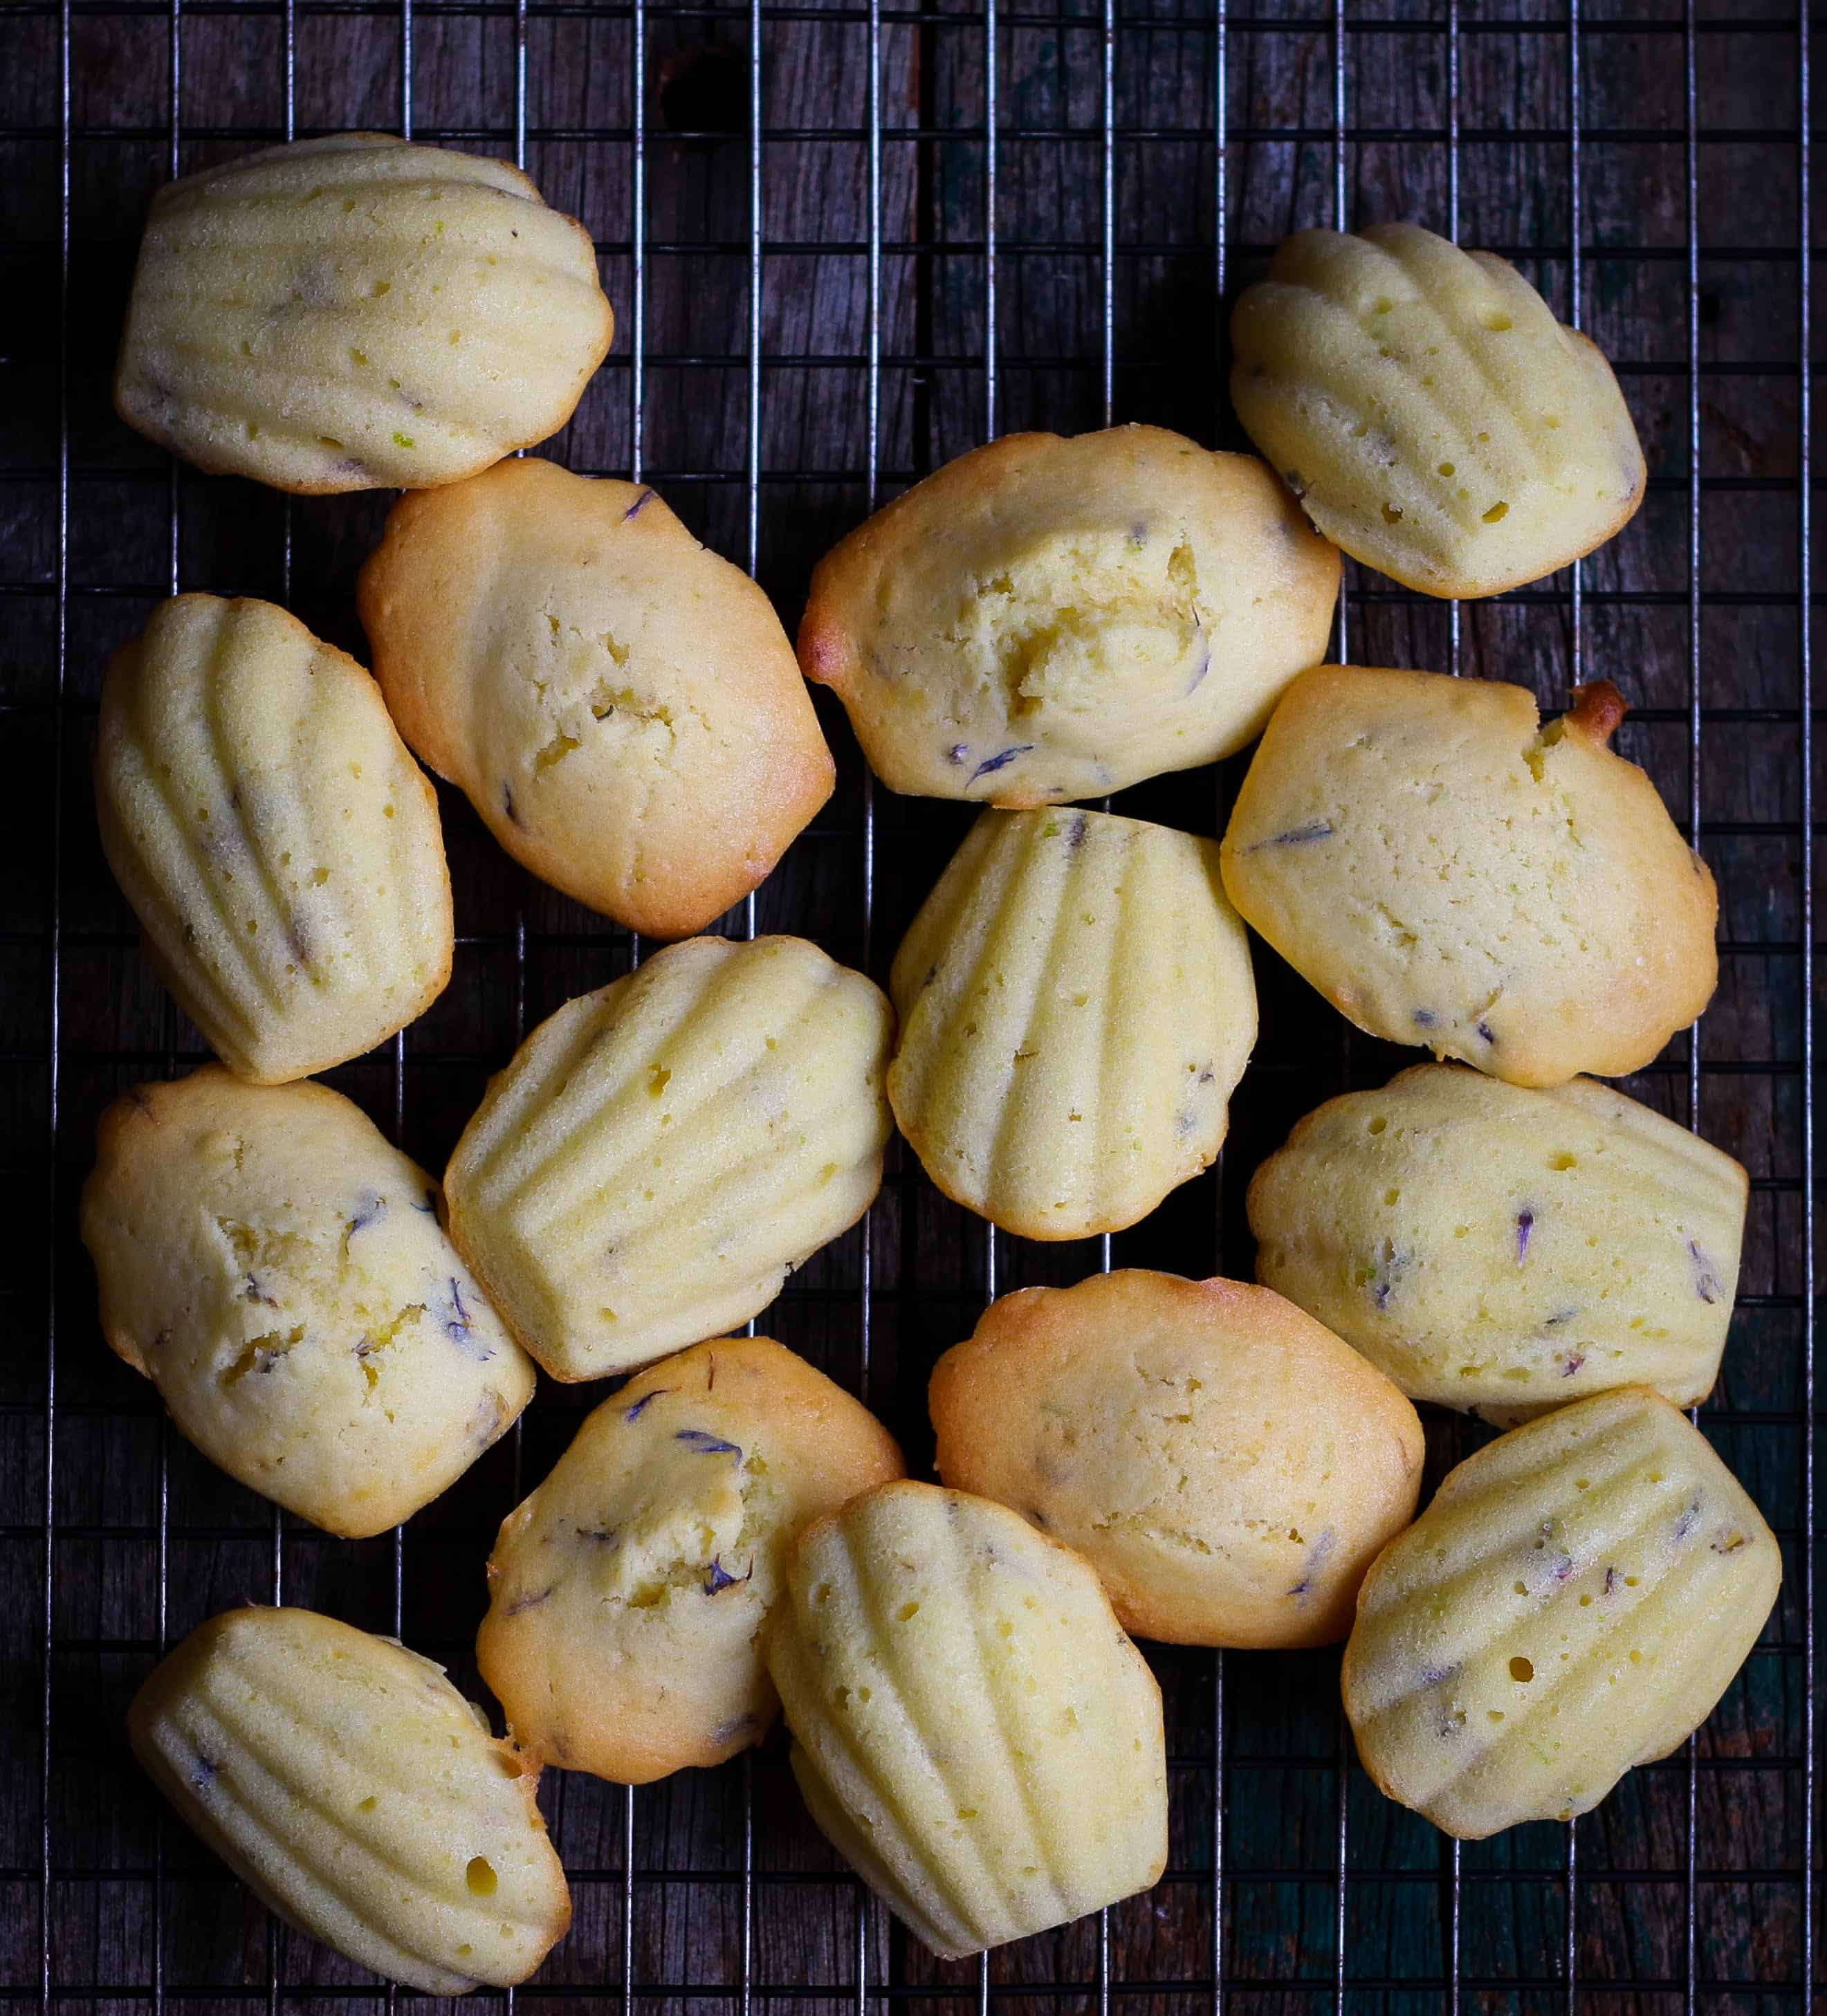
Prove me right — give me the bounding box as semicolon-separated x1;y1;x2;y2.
1249;1064;1748;1422
129;1606;571;1991
766;1481;1169;1958
96;594;452;1083
889;808;1256;1239
1341;1388;1781;1838
446;935;895;1381
114;134;614;493
1229;222;1645;597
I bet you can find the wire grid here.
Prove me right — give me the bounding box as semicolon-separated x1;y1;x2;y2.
2;0;1817;2008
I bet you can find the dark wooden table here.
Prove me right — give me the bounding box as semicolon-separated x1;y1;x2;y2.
0;1;1816;2008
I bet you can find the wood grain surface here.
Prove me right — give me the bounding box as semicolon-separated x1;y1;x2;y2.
0;1;1817;2010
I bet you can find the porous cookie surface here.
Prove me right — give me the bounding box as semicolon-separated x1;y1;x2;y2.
1219;668;1717;1086
1341;1389;1780;1838
888;808;1256;1239
358;459;833;936
96;594;452;1084
80;1067;533;1537
929;1270;1424;1648
1230;222;1644;596
477;1338;903;1784
446;935;894;1380
130;1606;570;1992
115;133;612;493
766;1481;1168;1959
1249;1065;1747;1422
799;424;1339;804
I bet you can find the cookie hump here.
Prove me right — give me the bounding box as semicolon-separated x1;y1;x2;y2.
1230;222;1645;596
80;1067;534;1536
1341;1389;1780;1838
445;935;894;1380
930;1270;1424;1647
114;134;613;493
477;1337;904;1784
129;1606;571;1991
798;424;1339;804
96;595;453;1083
888;808;1256;1238
1249;1064;1749;1422
766;1481;1168;1958
358;459;833;936
1219;667;1718;1086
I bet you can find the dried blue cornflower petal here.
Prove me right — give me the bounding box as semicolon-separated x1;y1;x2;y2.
346;1189;386;1239
1251;818;1334;851
967;744;1034;786
623;1389;670;1422
1412;1008;1437;1028
1476;1020;1497;1045
674;1429;742;1456
436;1276;493;1359
412;1187;439;1216
1673;1501;1703;1543
1688;1240;1725;1305
702;1557;741;1594
1516;1208;1534;1262
623;488;657;520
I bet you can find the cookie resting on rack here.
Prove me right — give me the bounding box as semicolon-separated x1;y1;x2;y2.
115;133;612;494
1218;668;1717;1087
130;1606;571;1991
358;458;834;937
799;423;1339;805
477;1337;904;1784
95;594;452;1085
444;934;894;1381
1341;1387;1780;1838
930;1268;1425;1648
1229;221;1644;597
888;807;1256;1239
80;1067;533;1537
766;1480;1169;1958
1248;1063;1748;1424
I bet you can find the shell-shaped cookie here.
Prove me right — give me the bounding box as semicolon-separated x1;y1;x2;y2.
1230;222;1645;597
1220;669;1717;1087
798;424;1339;805
115;134;613;493
130;1606;571;1990
889;808;1256;1239
1249;1065;1748;1423
930;1270;1424;1647
766;1480;1168;1958
80;1067;534;1537
358;458;834;936
446;935;894;1381
96;594;453;1083
1341;1388;1781;1838
477;1337;903;1784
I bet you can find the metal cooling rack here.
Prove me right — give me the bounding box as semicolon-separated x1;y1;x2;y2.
3;0;1818;2008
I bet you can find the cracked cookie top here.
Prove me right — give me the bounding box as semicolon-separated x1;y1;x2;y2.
798;423;1339;805
80;1065;533;1536
358;456;834;936
929;1267;1424;1649
1219;666;1718;1086
477;1336;902;1784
